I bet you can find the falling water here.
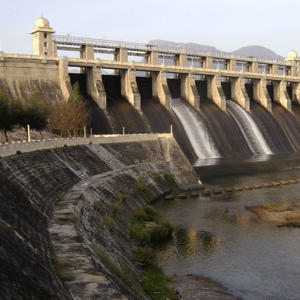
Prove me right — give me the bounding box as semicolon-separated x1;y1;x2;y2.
227;100;272;155
172;98;221;159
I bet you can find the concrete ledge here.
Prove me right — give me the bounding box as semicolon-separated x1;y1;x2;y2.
0;133;173;158
231;76;250;112
273;80;292;111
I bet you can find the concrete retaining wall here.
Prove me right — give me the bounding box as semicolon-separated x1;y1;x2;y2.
0;133;172;158
0;54;65;104
0;137;201;299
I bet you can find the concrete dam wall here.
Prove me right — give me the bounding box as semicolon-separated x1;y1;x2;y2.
0;136;201;299
3;53;300;159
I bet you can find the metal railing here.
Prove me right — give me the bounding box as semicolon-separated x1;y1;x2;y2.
53;35;290;66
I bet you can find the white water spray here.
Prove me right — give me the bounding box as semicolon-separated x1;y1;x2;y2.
172;98;221;159
227;100;272;155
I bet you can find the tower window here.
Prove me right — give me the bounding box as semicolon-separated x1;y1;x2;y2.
44;42;48;48
44;33;47;38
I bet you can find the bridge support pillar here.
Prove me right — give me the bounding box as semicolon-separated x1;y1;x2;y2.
273;80;291;111
207;74;226;111
152;71;172;110
291;82;300;105
229;59;236;71
230;76;250;111
59;57;74;101
80;45;94;60
148;51;159;65
120;67;141;109
252;78;272;112
86;63;106;109
180;73;200;110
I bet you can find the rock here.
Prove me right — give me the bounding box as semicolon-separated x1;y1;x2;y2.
213;189;222;194
253;184;263;189
234;186;243;191
244;185;253;190
202;190;211;196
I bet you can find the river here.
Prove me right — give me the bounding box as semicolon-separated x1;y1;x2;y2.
154;166;300;300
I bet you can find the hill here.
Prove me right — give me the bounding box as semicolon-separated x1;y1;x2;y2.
148;40;285;60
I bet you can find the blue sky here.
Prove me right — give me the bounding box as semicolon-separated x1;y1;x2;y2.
1;0;299;57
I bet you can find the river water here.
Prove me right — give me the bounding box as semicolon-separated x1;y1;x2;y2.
154;167;300;300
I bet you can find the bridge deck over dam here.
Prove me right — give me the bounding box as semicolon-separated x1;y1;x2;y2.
2;51;300;114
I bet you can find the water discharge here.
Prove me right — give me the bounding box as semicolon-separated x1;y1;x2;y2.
172;98;221;159
227;100;272;155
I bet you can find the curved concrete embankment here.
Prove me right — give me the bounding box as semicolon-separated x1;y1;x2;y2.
0;136;201;299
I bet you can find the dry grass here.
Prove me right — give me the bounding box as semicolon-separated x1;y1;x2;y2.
246;205;300;225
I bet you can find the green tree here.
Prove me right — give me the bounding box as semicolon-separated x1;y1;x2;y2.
26;93;50;139
0;92;14;142
10;94;50;140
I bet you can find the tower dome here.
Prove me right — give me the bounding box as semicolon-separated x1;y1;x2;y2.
285;49;300;61
30;16;55;34
35;16;49;28
288;50;298;58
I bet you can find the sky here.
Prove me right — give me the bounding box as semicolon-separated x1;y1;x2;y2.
1;0;299;58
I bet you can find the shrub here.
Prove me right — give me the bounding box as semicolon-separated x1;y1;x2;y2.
163;173;179;192
129;205;176;300
286;207;295;211
269;202;280;208
140;265;176;300
149;221;174;244
134;205;156;222
112;194;128;215
56;215;77;222
134;177;153;199
104;216;116;233
51;257;74;282
134;246;156;267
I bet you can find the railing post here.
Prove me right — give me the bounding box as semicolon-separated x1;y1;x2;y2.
27;124;30;142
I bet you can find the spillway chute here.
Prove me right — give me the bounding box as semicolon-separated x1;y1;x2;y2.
227;100;272;155
172;98;221;159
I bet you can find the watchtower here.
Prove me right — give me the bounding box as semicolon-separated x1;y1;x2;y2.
285;50;300;76
30;16;56;57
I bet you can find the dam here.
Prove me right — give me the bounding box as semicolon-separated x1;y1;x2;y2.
2;17;300;162
2;16;300;300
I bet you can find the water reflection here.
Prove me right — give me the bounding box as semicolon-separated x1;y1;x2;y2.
174;228;221;259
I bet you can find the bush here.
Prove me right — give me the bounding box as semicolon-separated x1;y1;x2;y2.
104;216;116;233
286;207;295;211
134;246;156;267
51;257;74;282
130;206;174;246
163;173;179;192
112;194;128;215
134;205;156;222
134;177;153;199
149;221;174;244
141;265;176;300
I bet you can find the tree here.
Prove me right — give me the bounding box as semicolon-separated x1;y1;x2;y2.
26;93;50;139
0;92;14;142
48;82;90;137
9;94;50;140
